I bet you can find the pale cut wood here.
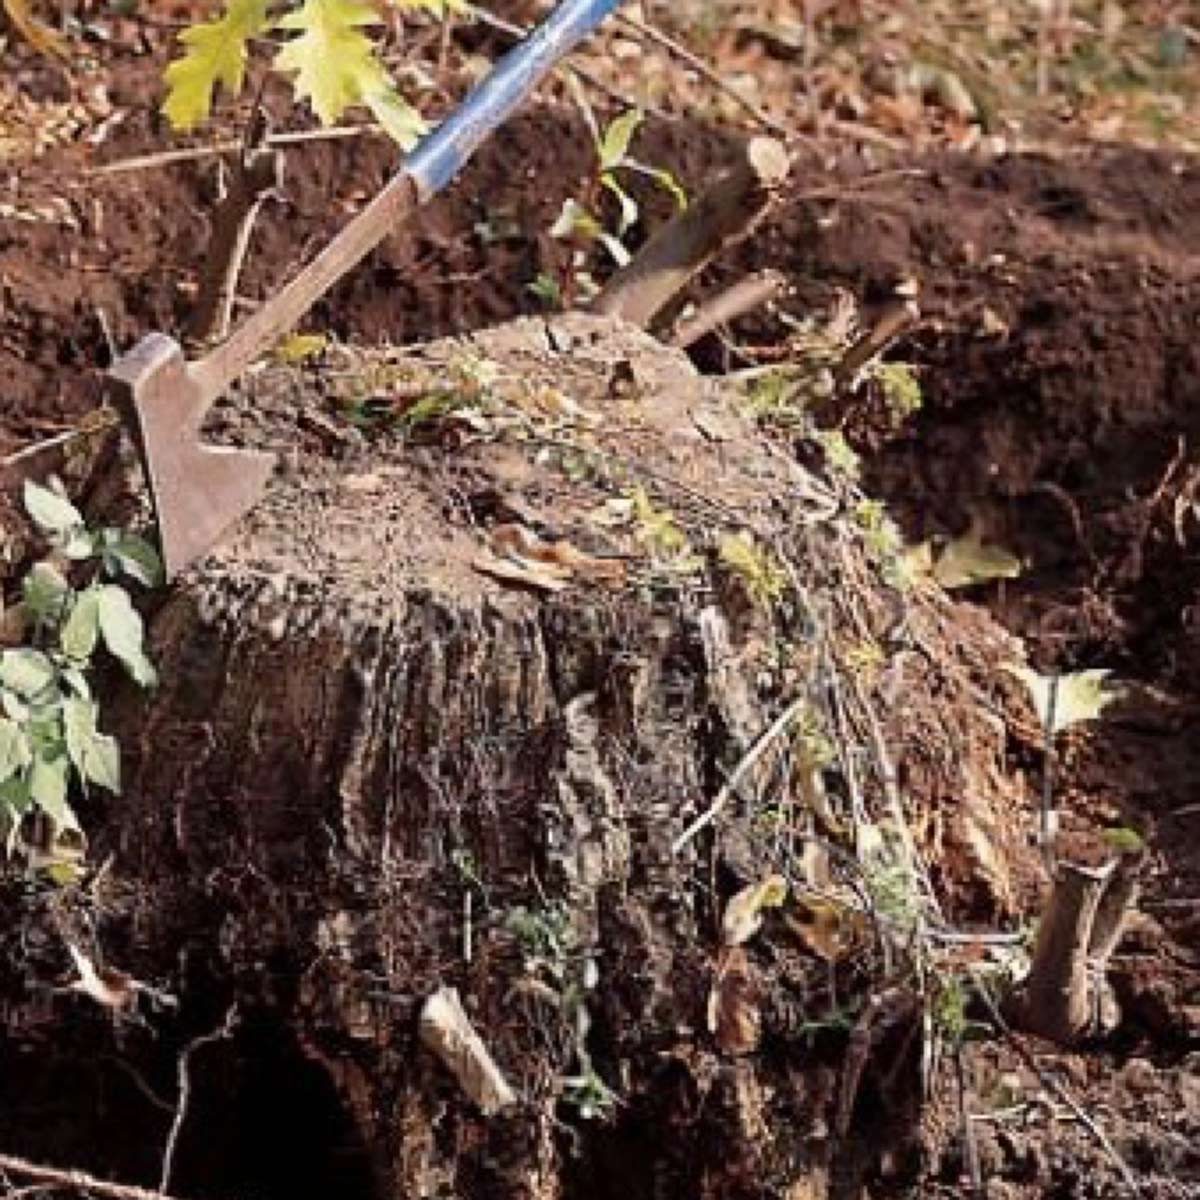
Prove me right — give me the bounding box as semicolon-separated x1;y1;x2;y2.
670;269;790;349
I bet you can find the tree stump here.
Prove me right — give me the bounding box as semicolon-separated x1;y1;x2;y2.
1;314;1036;1200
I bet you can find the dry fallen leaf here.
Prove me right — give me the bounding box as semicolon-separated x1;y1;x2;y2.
1004;665;1124;735
275;332;329;363
2;0;68;58
474;523;626;593
707;946;760;1056
933;520;1022;589
472;549;569;593
784;888;869;963
420;986;517;1115
722;873;789;947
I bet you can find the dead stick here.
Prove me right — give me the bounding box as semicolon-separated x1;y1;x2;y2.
670;270;790;349
186;146;285;344
0;1153;203;1200
591;137;789;330
1012;860;1113;1045
91;125;377;178
831;298;920;391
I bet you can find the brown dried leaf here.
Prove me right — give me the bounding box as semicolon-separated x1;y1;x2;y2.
707;947;760;1056
722;873;789;946
784;889;870;963
2;0;68;58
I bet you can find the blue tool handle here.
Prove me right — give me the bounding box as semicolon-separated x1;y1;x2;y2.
197;0;622;396
407;0;622;197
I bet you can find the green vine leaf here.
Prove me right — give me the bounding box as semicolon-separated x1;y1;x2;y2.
29;754;76;832
0;649;55;700
97;587;157;689
60;589;101;662
22;480;83;538
0;719;32;784
22;562;70;623
597;108;642;172
274;0;427;147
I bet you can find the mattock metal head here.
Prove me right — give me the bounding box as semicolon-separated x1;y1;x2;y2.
108;333;275;581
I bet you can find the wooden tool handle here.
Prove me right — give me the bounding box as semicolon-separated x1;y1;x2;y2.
193;173;419;398
193;0;622;401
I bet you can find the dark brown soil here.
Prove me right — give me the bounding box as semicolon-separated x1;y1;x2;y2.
3;32;1200;1200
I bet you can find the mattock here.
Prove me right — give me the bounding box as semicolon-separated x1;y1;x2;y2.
107;0;622;580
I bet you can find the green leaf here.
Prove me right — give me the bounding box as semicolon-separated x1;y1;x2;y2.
29;754;76;832
624;159;689;210
22;480;83;537
99;531;164;588
60;589;101;662
0;775;33;819
62;697;97;774
61;667;91;700
1004;665;1123;735
361;84;428;151
274;0;423;146
600;172;639;236
0;649;55;699
933;521;1022;590
0;718;32;783
162;0;272;130
21;561;70;623
97;586;157;688
63;528;98;560
81;732;120;795
597;109;642;172
550;199;602;242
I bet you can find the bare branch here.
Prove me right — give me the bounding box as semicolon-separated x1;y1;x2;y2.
670;270;791;349
591;138;790;330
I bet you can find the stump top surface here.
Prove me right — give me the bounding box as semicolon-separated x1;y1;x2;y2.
194;313;823;620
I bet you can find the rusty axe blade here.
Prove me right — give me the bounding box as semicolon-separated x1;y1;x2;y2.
108;0;622;581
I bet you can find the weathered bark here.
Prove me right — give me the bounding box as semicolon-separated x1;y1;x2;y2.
186;147;285;345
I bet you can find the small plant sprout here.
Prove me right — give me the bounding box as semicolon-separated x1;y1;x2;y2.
550;104;687;300
718;532;789;611
0;481;161;856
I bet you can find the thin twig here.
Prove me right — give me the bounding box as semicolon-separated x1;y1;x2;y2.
160;1005;239;1194
973;985;1143;1197
673;696;807;853
0;1155;198;1200
671;270;791;349
956;1045;984;1196
612;10;795;140
91;125;380;177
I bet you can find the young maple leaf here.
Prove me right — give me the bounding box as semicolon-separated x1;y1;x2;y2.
274;0;427;147
162;0;272;131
